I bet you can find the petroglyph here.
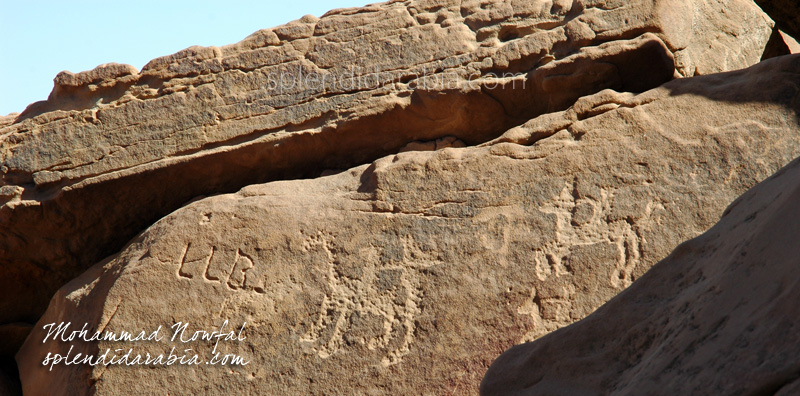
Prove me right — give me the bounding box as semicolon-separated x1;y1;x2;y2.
518;178;664;341
18;49;800;396
300;232;437;366
177;243;264;294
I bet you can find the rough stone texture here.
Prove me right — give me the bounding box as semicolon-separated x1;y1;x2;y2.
0;0;774;336
481;105;800;396
0;115;16;129
17;55;800;395
755;0;800;42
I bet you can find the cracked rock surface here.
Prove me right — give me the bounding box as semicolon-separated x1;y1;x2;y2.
0;0;774;336
16;54;800;395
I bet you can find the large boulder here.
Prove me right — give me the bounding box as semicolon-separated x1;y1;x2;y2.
481;67;800;396
0;0;774;334
17;54;800;395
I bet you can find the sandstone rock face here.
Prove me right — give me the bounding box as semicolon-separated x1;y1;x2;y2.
480;89;800;396
17;55;800;395
0;0;774;334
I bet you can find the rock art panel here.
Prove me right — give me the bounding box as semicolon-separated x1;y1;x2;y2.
481;115;800;396
0;0;775;335
17;55;800;395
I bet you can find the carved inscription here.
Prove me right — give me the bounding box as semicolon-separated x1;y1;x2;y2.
519;179;664;341
300;232;437;366
177;243;264;294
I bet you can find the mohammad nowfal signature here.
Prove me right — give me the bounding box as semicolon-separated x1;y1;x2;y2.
38;320;250;371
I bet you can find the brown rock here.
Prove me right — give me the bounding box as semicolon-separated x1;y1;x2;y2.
0;0;775;339
783;30;800;53
17;55;800;395
0;114;16;128
480;88;800;396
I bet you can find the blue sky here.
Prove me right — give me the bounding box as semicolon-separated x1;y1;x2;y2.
0;0;369;115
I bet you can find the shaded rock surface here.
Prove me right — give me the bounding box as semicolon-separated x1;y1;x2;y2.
0;0;774;335
756;0;800;41
17;55;800;395
480;85;800;396
762;29;794;60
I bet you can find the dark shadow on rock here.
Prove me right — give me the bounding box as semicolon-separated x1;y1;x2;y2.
761;28;793;61
481;124;800;396
665;53;800;115
755;0;800;42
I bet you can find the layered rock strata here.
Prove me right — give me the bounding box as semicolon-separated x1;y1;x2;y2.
17;54;800;395
0;0;774;334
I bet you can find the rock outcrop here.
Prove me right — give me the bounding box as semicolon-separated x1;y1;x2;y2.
17;54;800;395
480;77;800;396
0;0;774;337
